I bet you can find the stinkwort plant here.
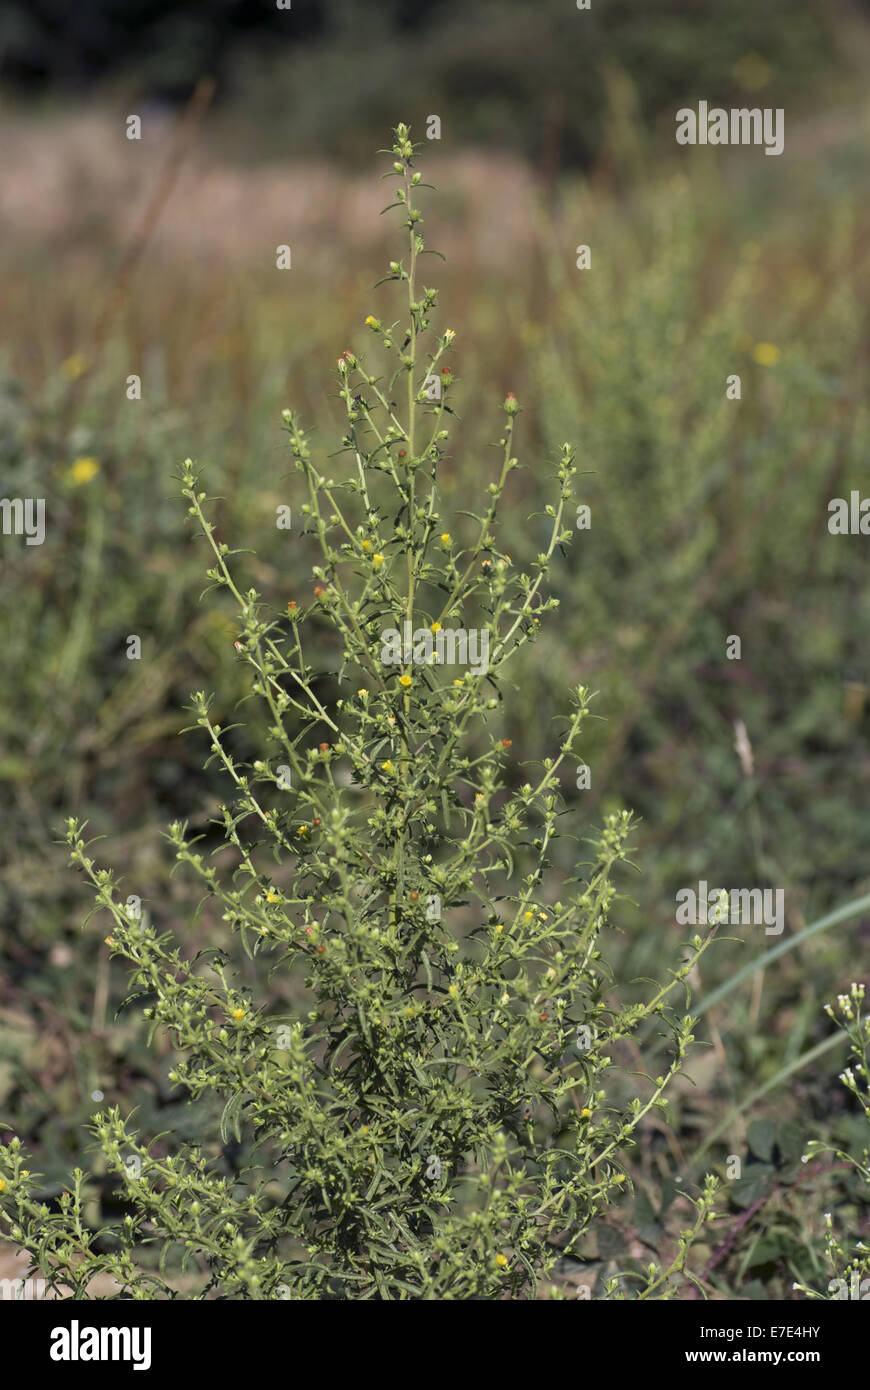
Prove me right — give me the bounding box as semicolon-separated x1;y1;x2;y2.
0;127;719;1300
794;983;870;1301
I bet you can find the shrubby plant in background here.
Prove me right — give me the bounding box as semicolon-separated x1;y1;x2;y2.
0;128;721;1300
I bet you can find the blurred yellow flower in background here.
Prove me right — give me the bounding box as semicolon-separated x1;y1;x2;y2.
733;53;772;91
68;457;100;485
752;342;781;367
60;354;89;381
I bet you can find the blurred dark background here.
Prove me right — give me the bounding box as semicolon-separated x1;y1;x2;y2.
0;0;861;165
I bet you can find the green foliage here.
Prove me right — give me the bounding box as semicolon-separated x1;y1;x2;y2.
525;158;870;1064
0;128;719;1300
795;984;870;1300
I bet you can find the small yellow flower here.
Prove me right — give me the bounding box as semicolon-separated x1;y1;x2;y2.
580;1107;592;1119
453;678;463;688
0;1179;5;1193
752;341;780;367
361;538;372;550
380;760;394;772
524;911;534;922
60;353;89;381
358;689;369;700
440;533;451;544
494;923;504;934
104;935;114;946
399;674;412;688
613;1173;626;1184
296;825;309;838
430;622;442;633
359;1125;370;1136
68;457;99;486
733;52;771;92
448;984;458;997
266;890;279;903
443;329;455;341
373;553;384;567
365;315;379;328
231;1007;246;1021
495;1254;508;1268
